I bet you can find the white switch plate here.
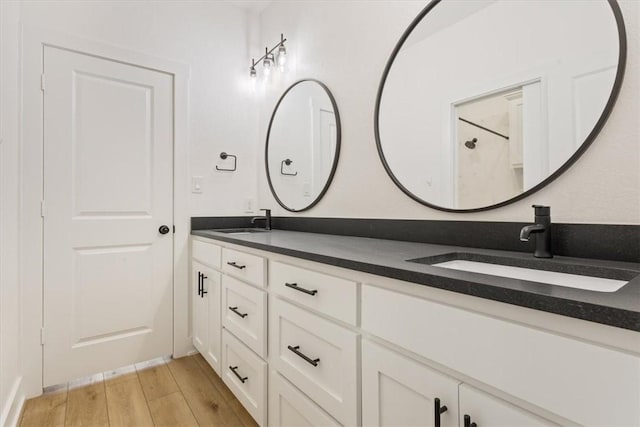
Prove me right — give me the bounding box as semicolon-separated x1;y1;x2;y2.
191;176;203;193
243;197;254;213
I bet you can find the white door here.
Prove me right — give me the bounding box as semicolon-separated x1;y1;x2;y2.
43;46;174;386
362;339;460;427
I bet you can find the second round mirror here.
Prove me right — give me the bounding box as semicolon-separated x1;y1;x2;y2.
266;79;341;212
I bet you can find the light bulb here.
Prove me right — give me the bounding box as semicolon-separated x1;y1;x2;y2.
249;66;257;78
263;59;271;76
277;44;287;67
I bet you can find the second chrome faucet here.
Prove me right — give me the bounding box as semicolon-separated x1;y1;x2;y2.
520;205;552;258
251;208;272;230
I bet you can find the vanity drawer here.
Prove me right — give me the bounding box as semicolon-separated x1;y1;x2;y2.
222;275;267;358
221;329;267;427
269;370;340;427
192;238;221;269
270;261;358;325
270;297;359;426
222;248;266;288
361;284;640;426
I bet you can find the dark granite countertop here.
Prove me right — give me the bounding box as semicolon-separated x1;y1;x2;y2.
192;229;640;331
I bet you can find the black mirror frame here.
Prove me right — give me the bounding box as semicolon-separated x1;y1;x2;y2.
265;79;342;212
374;0;627;213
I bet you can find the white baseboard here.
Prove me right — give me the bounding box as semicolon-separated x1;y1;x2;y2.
1;376;25;427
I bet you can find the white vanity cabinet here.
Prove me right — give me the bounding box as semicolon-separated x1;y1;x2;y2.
191;236;640;427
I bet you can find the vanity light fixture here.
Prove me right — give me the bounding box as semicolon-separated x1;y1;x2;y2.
250;33;288;79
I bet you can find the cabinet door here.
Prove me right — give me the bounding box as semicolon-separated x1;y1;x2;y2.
192;261;222;375
362;339;460;427
459;384;559;427
202;266;221;375
192;262;208;354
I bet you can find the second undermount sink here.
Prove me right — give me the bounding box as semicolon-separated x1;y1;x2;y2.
407;252;638;293
214;228;269;234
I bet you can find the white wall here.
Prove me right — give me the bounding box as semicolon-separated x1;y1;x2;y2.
0;0;26;424
256;0;640;224
19;0;258;218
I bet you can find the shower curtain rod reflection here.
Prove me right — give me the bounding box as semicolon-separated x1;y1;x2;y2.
458;117;509;140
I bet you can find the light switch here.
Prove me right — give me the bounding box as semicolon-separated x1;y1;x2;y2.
303;182;312;197
191;176;203;193
243;197;254;213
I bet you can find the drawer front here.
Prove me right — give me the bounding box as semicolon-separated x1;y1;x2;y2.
221;330;267;427
192;238;221;269
222;248;266;288
361;284;640;426
269;370;340;427
270;298;359;426
222;275;267;358
270;261;358;325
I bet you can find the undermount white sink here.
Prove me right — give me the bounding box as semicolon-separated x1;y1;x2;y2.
433;260;628;292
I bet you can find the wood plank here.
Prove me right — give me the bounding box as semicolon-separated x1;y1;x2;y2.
20;389;67;427
167;355;243;426
65;383;109;427
136;362;179;402
193;354;258;427
147;391;198;427
105;376;154;427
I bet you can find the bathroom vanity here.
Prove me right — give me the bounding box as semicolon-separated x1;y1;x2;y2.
189;229;640;427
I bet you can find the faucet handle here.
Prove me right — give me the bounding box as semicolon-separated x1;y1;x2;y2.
532;205;550;216
260;208;271;214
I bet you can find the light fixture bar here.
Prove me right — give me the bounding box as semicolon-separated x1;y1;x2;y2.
250;33;287;77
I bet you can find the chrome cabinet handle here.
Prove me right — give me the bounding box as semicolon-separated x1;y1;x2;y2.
201;275;208;297
229;366;247;383
228;306;248;318
434;398;448;427
287;345;320;367
464;415;477;427
227;261;246;270
285;282;318;296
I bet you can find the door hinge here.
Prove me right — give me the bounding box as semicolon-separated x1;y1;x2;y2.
173;225;176;234
41;74;45;91
40;200;45;217
40;328;45;345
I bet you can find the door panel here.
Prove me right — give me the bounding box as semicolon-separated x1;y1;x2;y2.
43;46;174;386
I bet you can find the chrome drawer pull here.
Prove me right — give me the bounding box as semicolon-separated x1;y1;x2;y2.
287;345;320;367
227;261;246;270
285;282;318;296
229;306;248;318
229;366;248;383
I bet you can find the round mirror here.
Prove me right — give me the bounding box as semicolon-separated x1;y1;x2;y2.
376;0;626;212
266;79;341;212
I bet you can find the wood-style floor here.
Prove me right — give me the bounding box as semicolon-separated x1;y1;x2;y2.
19;354;258;427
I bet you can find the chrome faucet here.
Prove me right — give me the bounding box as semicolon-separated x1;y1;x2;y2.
520;205;552;258
251;209;272;230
